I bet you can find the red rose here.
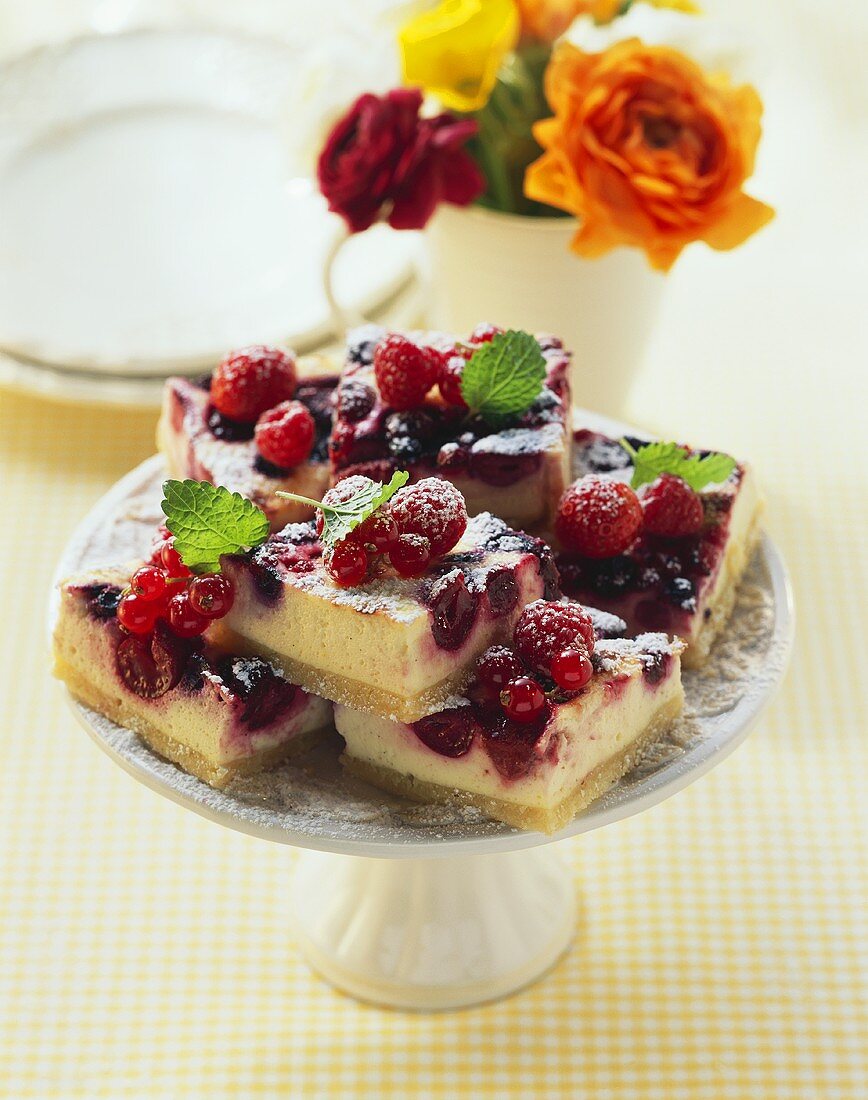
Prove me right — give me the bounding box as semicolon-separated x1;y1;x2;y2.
317;88;485;234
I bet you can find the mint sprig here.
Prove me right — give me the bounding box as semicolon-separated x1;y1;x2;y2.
620;439;737;491
162;480;270;573
277;470;409;549
460;330;546;426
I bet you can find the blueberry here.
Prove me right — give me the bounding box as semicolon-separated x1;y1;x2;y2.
583;438;631;473
387;435;423;462
253;454;289;478
336;379;375;423
206;406;255;442
664;576;697;610
590;555;638;597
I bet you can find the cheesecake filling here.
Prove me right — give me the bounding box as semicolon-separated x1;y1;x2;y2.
334;634;684;823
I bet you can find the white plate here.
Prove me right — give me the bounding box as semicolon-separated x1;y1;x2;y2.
52;408;794;859
0;29;421;384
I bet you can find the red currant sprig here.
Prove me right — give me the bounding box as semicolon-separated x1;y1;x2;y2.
116;533;236;641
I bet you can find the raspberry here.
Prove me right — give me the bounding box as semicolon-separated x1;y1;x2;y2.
551;647;593;691
469;323;503;344
324;540;369;587
641;473;704;538
166;591;209;638
389;533;431;577
500;677;546;724
254;400;315;468
555;476;643;558
475;646;525;697
188;574;234;619
438;355;467;407
389;478;468;557
211;345;297;421
336;379;376;422
513;601;596;678
373;334;438;410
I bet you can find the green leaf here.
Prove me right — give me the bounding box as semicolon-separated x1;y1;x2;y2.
620;439;737;492
277;470;409;549
161;480;270;574
459;330;547;425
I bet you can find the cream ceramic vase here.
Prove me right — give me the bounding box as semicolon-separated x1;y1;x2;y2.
427;204;666;416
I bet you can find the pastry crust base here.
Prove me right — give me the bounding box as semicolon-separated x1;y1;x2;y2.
342;694;684;835
55;655;329;789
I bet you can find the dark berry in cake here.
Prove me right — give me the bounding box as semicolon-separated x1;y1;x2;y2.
555;476;643;558
485;566;519;615
513;601;596;678
254;400;315;468
211;345;297;422
116;624;189;699
206;406;256;442
373;334;438;410
589;555;639;597
428;571;479;650
217;656;298;730
641;474;704;538
336;378;376;422
82;583;123;620
664;575;697;611
412;706;477;758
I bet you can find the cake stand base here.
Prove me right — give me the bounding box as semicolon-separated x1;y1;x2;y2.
290;846;577;1011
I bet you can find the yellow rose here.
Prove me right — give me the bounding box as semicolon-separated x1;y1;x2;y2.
399;0;520;112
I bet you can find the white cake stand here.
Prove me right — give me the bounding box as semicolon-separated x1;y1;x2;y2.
52;419;794;1011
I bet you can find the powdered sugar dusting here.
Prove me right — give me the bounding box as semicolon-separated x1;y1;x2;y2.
60;456;788;848
471;424;563;456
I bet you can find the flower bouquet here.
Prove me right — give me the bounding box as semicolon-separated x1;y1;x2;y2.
316;0;774;412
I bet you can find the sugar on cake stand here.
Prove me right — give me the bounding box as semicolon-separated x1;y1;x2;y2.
51;410;794;1011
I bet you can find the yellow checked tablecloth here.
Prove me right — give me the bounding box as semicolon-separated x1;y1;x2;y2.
1;13;867;1100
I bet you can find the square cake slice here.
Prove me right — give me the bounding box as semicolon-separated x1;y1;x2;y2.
335;628;685;835
53;569;333;788
215;513;560;723
556;430;763;667
157;358;338;531
329;325;572;529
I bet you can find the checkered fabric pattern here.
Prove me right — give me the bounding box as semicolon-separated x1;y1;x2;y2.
1;321;866;1100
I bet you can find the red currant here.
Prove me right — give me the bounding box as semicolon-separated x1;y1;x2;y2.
500;677;546;724
254;400;315;468
324;540;369;587
130;565;168;602
551;647;593;691
166;591;209;637
351;508;398;554
160;541;192;578
555;476;643;558
475;646;525;698
389;533;431;577
117;592;158;635
211;345;297;421
188;574;235;619
641;473;705;538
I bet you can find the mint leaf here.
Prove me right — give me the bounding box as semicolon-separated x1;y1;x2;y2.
460;330;546;425
161;480;270;573
277;470;409;549
621;439;737;491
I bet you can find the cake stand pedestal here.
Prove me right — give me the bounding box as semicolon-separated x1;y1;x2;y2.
53;433;793;1012
290;846;576;1010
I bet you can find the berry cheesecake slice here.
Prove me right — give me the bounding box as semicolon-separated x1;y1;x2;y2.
157;346;338;531
53;568;332;788
330;324;572;529
215;508;560;724
555;432;763;667
334;602;685;833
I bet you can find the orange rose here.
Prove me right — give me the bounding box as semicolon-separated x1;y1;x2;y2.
525;39;774;270
515;1;591;42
